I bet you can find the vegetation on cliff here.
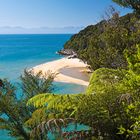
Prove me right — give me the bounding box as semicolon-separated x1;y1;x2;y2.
64;12;140;70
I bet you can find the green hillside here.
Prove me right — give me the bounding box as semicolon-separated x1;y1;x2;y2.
64;13;140;70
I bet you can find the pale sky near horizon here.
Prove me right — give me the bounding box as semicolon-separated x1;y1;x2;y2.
0;0;132;33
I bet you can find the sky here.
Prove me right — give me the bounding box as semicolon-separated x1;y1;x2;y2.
0;0;132;33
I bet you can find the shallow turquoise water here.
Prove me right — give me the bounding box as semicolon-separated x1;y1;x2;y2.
0;34;68;80
0;34;86;93
0;34;87;139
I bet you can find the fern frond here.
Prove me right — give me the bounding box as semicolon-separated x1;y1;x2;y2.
27;93;54;107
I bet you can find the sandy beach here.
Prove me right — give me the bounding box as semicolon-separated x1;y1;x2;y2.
31;57;90;86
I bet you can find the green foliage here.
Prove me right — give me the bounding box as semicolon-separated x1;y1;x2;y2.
125;44;140;74
86;68;126;94
83;45;140;139
118;101;140;140
26;45;140;140
0;70;54;140
20;70;54;100
112;0;140;14
26;93;83;127
0;80;30;140
26;93;89;139
64;13;140;70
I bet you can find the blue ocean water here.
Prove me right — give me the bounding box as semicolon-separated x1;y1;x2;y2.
0;34;67;80
0;34;86;139
0;34;86;93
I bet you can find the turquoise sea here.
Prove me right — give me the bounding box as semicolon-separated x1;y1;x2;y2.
0;34;86;139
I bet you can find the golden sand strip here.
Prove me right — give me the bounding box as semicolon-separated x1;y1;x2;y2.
31;58;90;86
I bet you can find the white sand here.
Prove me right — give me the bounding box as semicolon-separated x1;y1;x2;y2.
31;58;90;86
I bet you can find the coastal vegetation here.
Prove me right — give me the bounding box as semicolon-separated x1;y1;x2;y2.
26;44;140;140
0;0;140;140
64;12;140;70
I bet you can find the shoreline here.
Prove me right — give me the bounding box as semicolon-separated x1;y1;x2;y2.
31;57;90;86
